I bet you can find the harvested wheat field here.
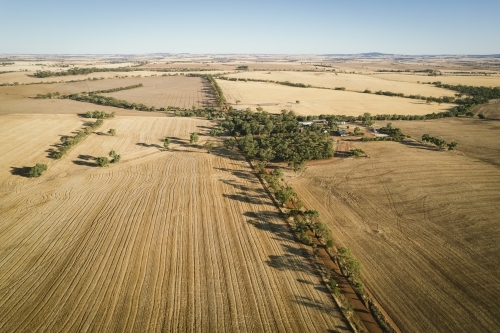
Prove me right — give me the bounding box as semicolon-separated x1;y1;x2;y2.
217;79;453;116
102;75;216;109
372;73;500;87
286;139;500;333
225;71;456;97
0;115;349;332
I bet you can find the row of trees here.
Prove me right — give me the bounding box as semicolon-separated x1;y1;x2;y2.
422;134;458;150
84;110;115;119
89;83;143;94
54;119;103;159
36;92;60;99
32;66;139;78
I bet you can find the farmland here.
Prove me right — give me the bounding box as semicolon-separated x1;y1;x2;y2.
0;114;349;332
223;71;456;97
1;53;500;333
217;79;453;116
286;136;500;333
102;76;216;109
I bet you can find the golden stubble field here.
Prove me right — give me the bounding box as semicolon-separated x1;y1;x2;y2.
0;76;215;115
0;114;349;333
217;79;453;116
224;71;456;97
286;131;500;333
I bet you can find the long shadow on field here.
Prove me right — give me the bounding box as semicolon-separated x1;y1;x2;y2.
293;295;334;314
10;166;32;177
244;211;295;243
210;147;245;161
400;139;440;151
73;154;98;167
137;142;163;149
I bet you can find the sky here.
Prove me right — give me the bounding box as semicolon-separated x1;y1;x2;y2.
1;0;499;55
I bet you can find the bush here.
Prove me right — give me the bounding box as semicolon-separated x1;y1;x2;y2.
478;113;485;119
28;163;47;177
108;128;116;136
299;232;313;246
96;157;109;167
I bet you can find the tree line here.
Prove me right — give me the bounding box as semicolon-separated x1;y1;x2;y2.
54;119;103;159
422;134;458;150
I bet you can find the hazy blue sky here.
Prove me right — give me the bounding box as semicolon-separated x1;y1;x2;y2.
1;0;499;54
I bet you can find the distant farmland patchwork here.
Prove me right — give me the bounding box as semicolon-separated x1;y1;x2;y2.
1;55;500;333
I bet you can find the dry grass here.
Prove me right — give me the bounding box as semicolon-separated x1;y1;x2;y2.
0;115;349;333
217;79;453;116
372;73;500;87
225;71;456;97
286;134;500;333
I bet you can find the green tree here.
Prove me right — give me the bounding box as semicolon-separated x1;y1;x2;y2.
28;163;48;177
447;141;458;151
203;141;214;153
96;157;109;167
108;128;116;136
162;137;170;150
190;132;199;144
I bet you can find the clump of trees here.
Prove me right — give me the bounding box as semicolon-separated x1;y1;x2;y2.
222;109;333;164
422;134;458;150
236;65;249;70
96;157;109;167
109;150;121;163
28;163;48;177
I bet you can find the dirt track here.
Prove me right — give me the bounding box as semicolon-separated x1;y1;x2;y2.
0;116;350;332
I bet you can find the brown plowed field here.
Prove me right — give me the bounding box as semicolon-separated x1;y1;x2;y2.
286;140;500;333
0;115;350;332
0;76;215;115
103;76;216;109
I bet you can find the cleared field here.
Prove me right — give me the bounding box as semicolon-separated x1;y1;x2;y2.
225;71;456;97
372;73;500;87
393;117;500;167
102;76;216;108
0;76;215;115
0;115;349;332
287;140;500;333
473;99;500;119
217;79;453;116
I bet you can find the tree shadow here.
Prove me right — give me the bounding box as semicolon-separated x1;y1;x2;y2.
265;253;313;274
10;166;31;177
293;295;334;314
136;142;163;149
73;160;98;167
400;140;439;151
73;154;98;167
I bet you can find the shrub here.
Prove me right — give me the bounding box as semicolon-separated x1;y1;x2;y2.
478;113;485;119
28;163;47;177
96;157;109;167
108;128;116;136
